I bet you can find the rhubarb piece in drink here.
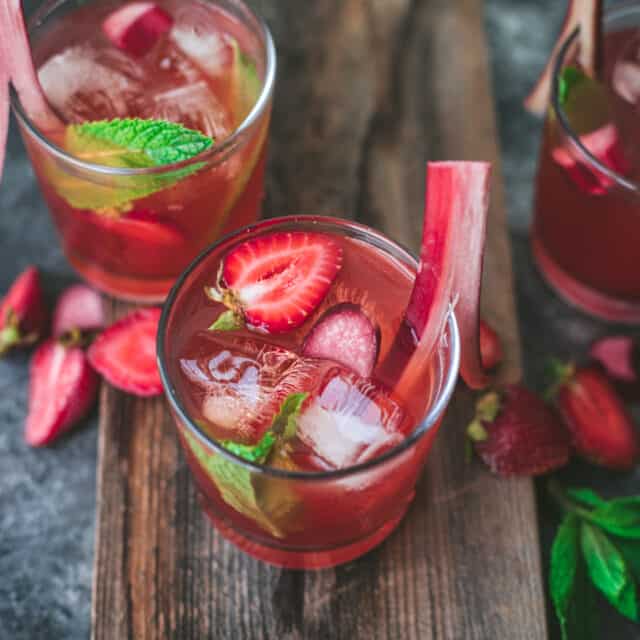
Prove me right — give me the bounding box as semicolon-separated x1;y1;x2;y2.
161;160;491;568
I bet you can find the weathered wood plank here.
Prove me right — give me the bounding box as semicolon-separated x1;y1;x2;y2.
92;0;548;638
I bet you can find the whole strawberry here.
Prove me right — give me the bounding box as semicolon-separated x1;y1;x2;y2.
0;266;48;355
549;362;639;470
467;385;571;476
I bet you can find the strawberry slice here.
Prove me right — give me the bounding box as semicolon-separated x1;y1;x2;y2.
467;385;571;477
88;307;163;397
25;339;99;446
0;266;48;355
552;123;630;195
0;53;8;185
590;336;638;384
52;284;105;338
479;319;503;370
102;2;173;58
208;232;343;334
550;363;640;470
302;303;379;378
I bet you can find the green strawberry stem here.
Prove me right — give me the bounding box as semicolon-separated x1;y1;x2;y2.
544;359;575;402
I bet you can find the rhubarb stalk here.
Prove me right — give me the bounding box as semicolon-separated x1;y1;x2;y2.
0;0;61;131
393;162;491;405
524;0;603;116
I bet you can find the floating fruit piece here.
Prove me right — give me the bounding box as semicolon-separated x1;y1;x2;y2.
102;2;173;58
302;303;380;378
524;0;603;115
467;385;571;477
25;339;99;446
88;307;163;397
552;123;630;195
479;319;503;370
206;231;343;334
53;284;105;338
0;266;48;355
549;363;640;470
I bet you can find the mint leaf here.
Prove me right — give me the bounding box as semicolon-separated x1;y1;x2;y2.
614;538;640;583
208;310;244;332
590;498;640;539
551;514;581;640
581;522;639;622
558;66;586;106
50;118;213;210
271;392;308;440
183;392;308;538
566;487;606;509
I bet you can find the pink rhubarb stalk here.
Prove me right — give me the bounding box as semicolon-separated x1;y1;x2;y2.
524;0;602;116
0;0;61;131
394;162;491;403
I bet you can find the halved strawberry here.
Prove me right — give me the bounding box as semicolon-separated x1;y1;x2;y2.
0;266;48;355
302;303;379;378
550;363;640;470
25;339;99;447
53;284;105;338
102;2;173;58
207;232;343;334
88;307;162;397
96;210;185;249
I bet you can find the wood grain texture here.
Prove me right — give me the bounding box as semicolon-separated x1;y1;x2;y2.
92;0;548;638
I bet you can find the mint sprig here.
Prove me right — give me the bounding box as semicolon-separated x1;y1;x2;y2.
49;118;213;211
558;66;587;107
549;481;640;638
183;392;308;538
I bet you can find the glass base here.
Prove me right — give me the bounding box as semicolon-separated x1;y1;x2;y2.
68;255;173;303
531;234;640;324
200;497;407;569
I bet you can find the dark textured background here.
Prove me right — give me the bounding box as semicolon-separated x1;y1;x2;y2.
1;1;638;638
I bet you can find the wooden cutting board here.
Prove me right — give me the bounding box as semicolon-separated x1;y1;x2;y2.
91;0;548;638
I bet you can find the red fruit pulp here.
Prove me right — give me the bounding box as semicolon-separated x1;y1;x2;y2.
533;25;640;320
164;219;448;568
20;0;270;302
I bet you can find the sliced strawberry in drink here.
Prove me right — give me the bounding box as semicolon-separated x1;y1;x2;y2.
25;339;99;446
88;307;163;397
208;232;343;334
467;386;571;477
52;284;105;338
302;303;379;378
590;336;639;384
552;123;630;195
0;266;48;355
479;319;503;370
524;0;603;115
102;2;174;58
0;54;8;184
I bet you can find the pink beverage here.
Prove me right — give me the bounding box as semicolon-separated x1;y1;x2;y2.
13;0;274;301
532;4;640;322
159;216;460;569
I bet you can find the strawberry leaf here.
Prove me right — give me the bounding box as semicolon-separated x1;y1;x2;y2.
208;310;244;332
590;498;640;539
581;522;639;622
50;118;213;210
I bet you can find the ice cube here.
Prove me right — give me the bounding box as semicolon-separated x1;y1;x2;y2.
613;61;640;104
170;26;230;78
148;81;232;138
38;45;145;122
297;370;405;469
179;336;330;441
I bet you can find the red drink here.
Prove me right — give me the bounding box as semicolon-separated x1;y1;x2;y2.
13;0;274;301
532;5;640;322
159;216;460;569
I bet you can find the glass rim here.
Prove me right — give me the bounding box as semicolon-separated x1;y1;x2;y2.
551;1;640;194
156;215;461;482
10;0;277;177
